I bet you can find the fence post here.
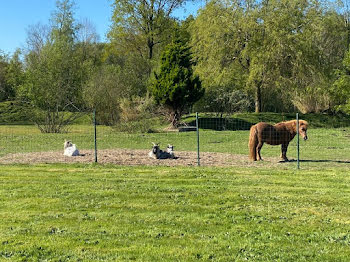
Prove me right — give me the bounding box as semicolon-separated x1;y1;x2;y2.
93;109;98;163
296;113;300;169
196;112;200;166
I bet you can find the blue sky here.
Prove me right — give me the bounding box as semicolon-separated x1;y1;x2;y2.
0;0;202;55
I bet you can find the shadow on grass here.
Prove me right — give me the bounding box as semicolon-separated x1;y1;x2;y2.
282;159;350;164
188;118;253;131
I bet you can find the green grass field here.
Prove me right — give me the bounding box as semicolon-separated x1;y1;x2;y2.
1;164;350;261
0;113;349;260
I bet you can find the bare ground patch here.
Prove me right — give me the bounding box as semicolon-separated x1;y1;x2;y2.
0;149;284;168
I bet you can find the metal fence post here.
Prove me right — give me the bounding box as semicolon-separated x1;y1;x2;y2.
296;113;300;169
196;112;200;166
93;109;98;163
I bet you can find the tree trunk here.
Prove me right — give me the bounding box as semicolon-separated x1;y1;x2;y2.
148;38;154;60
169;110;180;128
255;81;262;113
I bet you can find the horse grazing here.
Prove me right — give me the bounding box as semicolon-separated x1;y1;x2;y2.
248;120;308;161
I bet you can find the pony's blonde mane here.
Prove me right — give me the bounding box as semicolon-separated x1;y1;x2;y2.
278;120;308;132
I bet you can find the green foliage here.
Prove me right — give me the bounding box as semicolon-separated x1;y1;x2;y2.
332;45;350;114
113;117;165;133
109;0;183;60
25;0;83;109
149;36;204;126
119;95;156;122
83;64;123;125
23;0;90;132
84;55;153;125
194;88;254;113
0;101;33;124
5;50;25;100
0;52;10;101
3;0;350;124
112;95;166;132
190;0;347;113
0;52;19;101
182;112;350;130
0;50;24;102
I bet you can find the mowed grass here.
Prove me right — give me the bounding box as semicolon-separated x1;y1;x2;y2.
0;125;349;170
1;164;350;261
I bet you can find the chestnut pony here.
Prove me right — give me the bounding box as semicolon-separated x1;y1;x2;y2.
248;120;308;161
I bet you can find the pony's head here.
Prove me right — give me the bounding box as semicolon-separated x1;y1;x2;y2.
298;120;308;141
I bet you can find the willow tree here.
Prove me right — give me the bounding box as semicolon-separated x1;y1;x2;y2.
332;46;350;114
191;0;346;113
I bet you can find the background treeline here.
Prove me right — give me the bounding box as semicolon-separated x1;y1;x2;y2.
0;0;350;132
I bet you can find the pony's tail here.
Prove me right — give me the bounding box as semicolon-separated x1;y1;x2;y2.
248;125;258;161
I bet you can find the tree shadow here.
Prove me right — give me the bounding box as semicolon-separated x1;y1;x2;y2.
280;159;350;164
188;118;253;131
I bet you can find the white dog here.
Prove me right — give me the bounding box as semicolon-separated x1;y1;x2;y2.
63;140;80;156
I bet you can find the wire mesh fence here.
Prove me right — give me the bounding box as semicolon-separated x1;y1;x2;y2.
0;111;349;169
0;114;96;164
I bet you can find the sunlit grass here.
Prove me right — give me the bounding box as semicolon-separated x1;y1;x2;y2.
1;164;350;260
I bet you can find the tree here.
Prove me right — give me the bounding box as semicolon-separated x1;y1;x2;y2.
24;0;86;133
149;35;204;127
191;0;346;113
5;49;25;100
109;0;186;60
107;0;186;101
84;64;128;125
25;23;51;55
329;0;350;114
0;54;10;101
332;47;350;113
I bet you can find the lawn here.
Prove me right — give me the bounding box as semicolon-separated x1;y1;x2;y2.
1;164;350;261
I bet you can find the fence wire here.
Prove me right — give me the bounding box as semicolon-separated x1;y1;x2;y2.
0;112;349;170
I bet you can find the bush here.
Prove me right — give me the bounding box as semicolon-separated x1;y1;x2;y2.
119;96;156;122
194;88;254;114
0;101;34;124
113;96;164;133
292;87;332;114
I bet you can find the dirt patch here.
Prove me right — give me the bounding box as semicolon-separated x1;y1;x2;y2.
0;149;283;168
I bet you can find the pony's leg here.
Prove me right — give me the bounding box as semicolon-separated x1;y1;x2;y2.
257;142;264;161
281;143;289;161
